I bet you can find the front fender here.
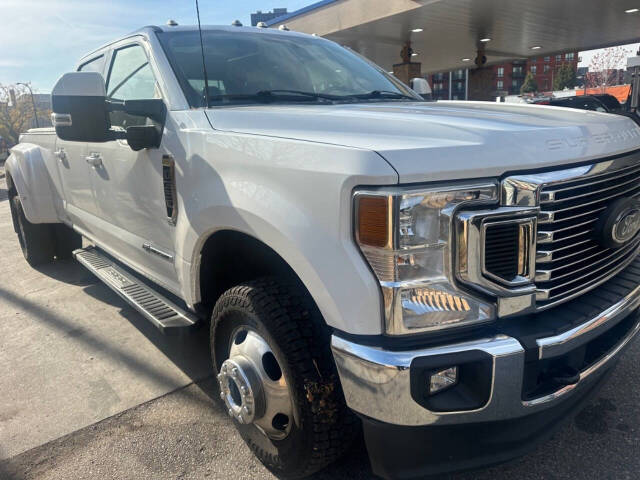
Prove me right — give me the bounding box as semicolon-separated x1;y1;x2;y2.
6;141;62;224
176;131;398;336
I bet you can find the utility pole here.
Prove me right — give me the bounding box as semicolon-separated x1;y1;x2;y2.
17;82;39;128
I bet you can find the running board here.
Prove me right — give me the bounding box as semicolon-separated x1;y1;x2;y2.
74;247;199;335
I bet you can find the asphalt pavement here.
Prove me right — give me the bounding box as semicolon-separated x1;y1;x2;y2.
1;170;639;480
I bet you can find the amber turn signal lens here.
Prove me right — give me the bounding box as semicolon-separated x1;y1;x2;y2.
357;195;390;248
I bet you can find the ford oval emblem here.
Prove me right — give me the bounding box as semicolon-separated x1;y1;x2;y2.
595;197;640;249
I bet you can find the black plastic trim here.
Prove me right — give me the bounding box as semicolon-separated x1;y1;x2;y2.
409;350;492;412
361;371;610;479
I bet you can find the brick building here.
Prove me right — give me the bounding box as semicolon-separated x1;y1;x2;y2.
430;69;468;101
428;51;579;99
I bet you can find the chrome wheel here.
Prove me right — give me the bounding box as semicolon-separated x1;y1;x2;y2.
218;328;293;440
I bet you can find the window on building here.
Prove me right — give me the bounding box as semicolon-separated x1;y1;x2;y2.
544;56;550;62
531;57;537;63
531;65;537;74
513;66;523;75
544;64;550;73
497;80;504;90
555;54;562;62
565;52;575;61
497;67;504;77
512;79;521;90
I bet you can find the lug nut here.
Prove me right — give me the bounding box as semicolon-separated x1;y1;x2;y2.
232;368;239;378
240;386;248;395
228;408;233;417
219;392;225;400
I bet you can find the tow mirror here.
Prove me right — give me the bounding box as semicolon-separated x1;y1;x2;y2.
51;72;112;142
51;72;166;150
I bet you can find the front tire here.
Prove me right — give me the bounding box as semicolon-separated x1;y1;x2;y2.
211;277;357;479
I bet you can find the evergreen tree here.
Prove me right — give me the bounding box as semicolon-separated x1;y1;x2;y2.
520;72;538;94
553;64;577;90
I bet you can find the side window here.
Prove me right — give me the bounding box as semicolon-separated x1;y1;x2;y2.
78;55;105;73
106;44;160;128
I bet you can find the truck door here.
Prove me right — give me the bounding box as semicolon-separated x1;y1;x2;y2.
85;42;180;292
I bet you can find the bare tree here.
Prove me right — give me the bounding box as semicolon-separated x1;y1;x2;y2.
0;83;49;146
586;46;631;93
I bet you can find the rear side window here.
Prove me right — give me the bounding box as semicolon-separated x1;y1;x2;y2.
78;55;105;74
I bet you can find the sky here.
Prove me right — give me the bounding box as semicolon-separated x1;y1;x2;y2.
1;0;638;93
0;0;311;91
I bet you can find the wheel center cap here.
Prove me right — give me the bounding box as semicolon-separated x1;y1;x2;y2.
218;357;264;424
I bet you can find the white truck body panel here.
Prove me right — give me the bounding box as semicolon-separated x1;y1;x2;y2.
206;101;640;183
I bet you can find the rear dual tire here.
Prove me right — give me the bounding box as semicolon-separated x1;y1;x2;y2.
9;192;81;266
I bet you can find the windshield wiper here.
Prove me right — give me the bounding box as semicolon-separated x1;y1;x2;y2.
207;90;337;106
350;90;418;100
256;90;342;101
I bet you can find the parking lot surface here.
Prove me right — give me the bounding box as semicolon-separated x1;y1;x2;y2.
1;172;639;480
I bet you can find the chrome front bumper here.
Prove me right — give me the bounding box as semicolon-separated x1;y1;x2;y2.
332;287;640;426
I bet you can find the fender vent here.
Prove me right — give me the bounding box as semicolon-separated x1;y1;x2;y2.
162;154;177;225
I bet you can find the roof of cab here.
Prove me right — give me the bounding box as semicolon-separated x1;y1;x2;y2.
79;24;319;62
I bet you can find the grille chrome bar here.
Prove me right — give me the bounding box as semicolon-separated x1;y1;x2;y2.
541;162;640;196
535;242;640;308
535;242;635;282
547;182;640;215
500;150;640;310
537;239;640;297
540;167;640;205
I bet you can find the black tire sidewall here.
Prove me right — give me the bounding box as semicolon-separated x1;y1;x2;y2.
210;279;354;479
211;303;316;476
11;195;55;265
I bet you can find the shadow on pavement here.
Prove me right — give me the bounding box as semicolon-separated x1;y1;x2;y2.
0;285;216;409
34;258;98;287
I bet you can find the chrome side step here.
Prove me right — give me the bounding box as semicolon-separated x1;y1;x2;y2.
74;247;198;335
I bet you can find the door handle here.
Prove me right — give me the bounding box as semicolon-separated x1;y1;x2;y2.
54;148;66;161
85;152;102;167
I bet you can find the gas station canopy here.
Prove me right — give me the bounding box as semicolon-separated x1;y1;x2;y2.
268;0;640;72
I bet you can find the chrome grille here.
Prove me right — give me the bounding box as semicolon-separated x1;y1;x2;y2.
535;160;640;309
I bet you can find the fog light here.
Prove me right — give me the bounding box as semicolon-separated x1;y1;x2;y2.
429;366;458;395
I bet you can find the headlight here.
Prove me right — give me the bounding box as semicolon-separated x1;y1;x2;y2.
355;181;499;335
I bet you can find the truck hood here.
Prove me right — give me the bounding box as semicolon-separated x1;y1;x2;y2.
205;101;640;183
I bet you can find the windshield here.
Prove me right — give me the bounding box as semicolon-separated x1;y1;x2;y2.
157;29;421;107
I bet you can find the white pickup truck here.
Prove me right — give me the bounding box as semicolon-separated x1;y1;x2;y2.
7;24;640;479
